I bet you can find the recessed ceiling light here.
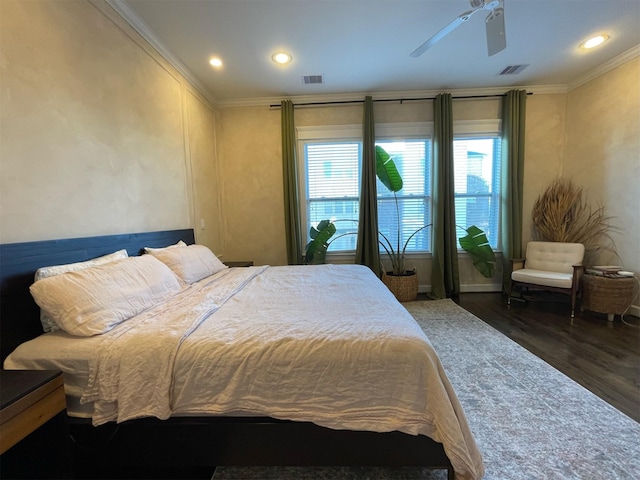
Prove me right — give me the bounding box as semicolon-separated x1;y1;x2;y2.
272;52;292;65
209;57;223;68
580;34;609;50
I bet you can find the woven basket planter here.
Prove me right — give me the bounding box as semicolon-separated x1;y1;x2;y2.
582;274;635;315
382;271;418;302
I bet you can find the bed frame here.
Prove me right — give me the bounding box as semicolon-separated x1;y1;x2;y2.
0;229;454;479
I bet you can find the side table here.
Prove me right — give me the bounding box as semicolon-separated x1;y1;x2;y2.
582;274;636;322
0;370;66;454
0;370;70;478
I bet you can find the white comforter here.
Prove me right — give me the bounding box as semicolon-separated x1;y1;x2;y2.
10;264;484;480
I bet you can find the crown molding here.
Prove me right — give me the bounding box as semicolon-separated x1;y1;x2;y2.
108;0;635;109
106;0;218;106
568;44;640;91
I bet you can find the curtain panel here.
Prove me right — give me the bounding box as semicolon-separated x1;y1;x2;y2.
500;90;527;291
355;96;381;276
430;93;460;298
281;99;303;265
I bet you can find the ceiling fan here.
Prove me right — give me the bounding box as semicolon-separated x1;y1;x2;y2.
410;0;507;58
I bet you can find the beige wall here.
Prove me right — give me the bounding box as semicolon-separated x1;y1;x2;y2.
564;58;640;278
218;98;513;291
218;76;637;293
1;0;636;299
185;91;223;251
217;106;285;265
521;94;567;244
0;0;222;253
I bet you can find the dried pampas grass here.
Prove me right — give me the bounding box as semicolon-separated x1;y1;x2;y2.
531;177;618;265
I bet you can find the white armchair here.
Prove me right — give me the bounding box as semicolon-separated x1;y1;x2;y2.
508;241;585;322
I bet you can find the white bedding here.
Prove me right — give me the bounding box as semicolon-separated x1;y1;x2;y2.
5;264;483;480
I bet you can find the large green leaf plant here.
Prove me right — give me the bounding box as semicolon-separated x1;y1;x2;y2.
458;225;496;278
304;219;358;265
304;220;336;265
376;146;431;276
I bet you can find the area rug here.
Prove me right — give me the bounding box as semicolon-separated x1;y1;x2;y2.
213;299;640;480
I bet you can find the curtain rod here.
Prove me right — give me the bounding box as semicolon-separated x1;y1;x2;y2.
270;92;531;109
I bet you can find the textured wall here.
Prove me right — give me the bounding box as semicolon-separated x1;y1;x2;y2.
0;0;220;249
521;94;568;244
217;106;285;266
564;58;640;276
219;99;523;291
4;0;634;296
186;91;224;253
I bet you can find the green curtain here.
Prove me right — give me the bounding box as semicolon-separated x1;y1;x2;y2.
430;93;460;298
355;96;381;275
281;99;303;265
500;90;527;291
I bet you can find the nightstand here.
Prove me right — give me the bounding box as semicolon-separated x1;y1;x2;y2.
224;261;254;267
0;370;69;478
1;370;66;454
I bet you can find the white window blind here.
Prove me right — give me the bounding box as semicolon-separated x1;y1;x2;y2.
376;140;431;253
305;142;360;251
302;134;431;254
453;136;501;249
300;121;499;255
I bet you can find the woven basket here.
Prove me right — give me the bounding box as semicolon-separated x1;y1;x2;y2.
382;271;418;302
582;274;635;315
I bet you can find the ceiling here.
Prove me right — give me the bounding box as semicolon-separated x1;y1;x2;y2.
116;0;640;105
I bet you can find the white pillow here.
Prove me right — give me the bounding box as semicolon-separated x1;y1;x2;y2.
30;255;183;337
143;240;187;253
34;249;129;332
148;244;227;284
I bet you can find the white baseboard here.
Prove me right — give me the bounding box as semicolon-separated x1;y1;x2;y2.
628;304;640;318
418;284;639;317
460;283;502;293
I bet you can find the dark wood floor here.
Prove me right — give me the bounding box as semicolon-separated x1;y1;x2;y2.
450;291;640;423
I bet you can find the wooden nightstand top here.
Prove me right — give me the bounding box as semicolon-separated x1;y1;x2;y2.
0;370;66;454
1;370;62;410
224;261;254;267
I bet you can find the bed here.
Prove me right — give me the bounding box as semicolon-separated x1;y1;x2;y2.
0;229;483;480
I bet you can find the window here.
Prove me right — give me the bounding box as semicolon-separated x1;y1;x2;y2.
375;139;431;253
453;121;502;249
298;121;501;255
298;124;432;255
305;141;361;251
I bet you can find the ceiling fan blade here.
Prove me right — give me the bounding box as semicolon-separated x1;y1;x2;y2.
485;7;506;56
410;9;480;58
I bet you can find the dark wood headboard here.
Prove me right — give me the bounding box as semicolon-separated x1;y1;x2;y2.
0;229;195;363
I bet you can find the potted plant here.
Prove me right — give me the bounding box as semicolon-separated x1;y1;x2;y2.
531;177;619;266
376;146;431;301
304;219;336;265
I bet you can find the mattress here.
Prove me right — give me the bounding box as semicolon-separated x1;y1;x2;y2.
5;264;483;480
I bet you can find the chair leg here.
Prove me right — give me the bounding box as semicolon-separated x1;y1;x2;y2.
507;281;526;305
570;287;578;325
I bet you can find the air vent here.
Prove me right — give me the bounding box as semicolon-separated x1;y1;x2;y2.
302;74;324;85
498;64;529;75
